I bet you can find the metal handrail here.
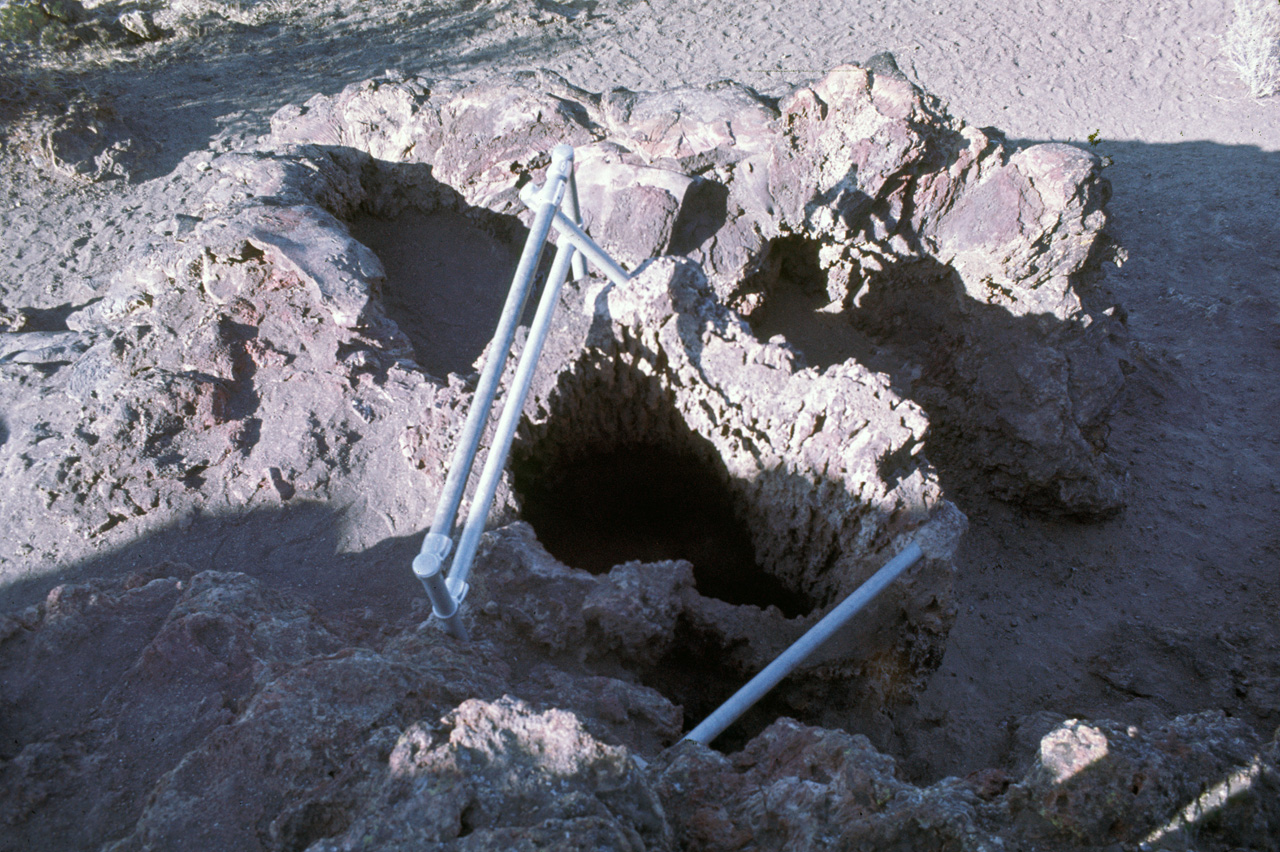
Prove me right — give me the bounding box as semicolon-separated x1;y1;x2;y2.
413;145;633;639
447;234;578;598
683;541;925;745
517;183;632;288
413;145;576;639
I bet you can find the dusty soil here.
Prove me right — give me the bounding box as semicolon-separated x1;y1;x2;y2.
1;0;1278;799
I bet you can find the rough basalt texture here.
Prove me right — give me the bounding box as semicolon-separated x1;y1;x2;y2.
497;256;963;708
2;67;964;699
271;62;1128;515
0;62;1159;852
653;714;1280;852
654;719;994;851
0;566;680;851
307;696;670;852
4;564;1277;852
0;60;1123;579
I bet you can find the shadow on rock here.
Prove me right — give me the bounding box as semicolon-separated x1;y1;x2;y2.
0;501;684;852
747;244;1130;517
0;501;423;620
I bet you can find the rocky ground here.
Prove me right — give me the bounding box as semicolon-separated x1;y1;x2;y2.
1;0;1279;849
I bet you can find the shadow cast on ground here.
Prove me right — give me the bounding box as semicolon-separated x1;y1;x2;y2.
0;501;426;624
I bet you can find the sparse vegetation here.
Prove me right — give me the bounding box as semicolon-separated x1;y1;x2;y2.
1223;0;1280;98
0;0;84;47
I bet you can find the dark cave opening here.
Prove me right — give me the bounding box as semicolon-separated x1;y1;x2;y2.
505;326;858;751
747;236;880;373
512;442;813;619
347;206;549;379
744;234;969;387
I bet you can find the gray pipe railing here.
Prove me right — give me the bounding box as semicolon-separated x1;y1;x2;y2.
560;167;587;282
413;144;576;639
683;541;925;746
447;235;578;599
517;182;632;288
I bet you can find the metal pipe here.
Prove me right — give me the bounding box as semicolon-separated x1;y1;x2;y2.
414;144;575;637
518;182;631;287
447;234;579;599
562;168;587;281
425;147;574;540
412;533;467;639
682;541;925;746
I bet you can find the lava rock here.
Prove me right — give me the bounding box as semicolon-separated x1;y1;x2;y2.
651;714;1280;852
1001;713;1280;850
652;718;995;851
510;256;962;708
308;696;670;851
4;565;1277;852
269;64;1127;515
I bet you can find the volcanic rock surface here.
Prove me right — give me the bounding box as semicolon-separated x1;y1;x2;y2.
273;61;1129;516
3;63;1269;852
3;564;1276;852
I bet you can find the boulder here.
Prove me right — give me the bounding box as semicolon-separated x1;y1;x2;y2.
1003;713;1280;850
307;696;670;851
650;714;1280;852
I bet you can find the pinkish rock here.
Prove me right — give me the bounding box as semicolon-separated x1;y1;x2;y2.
266;62;1126;516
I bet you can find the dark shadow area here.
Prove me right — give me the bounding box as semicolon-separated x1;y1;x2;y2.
667;179;730;255
0;500;485;852
743;232;1128;517
745;235;962;379
10;301;91;332
515;443;810;617
0;501;424;623
218;313;262;421
647;622;806;753
747;235;881;372
509;355;841;751
510;351;815;618
348;203;549;378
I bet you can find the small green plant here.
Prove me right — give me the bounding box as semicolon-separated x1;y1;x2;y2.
1223;0;1280;98
1087;130;1101;146
0;0;83;48
0;2;48;42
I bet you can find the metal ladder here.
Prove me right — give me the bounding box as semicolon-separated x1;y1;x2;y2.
410;144;630;640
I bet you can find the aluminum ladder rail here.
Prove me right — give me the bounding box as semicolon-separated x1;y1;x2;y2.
412;144;631;638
